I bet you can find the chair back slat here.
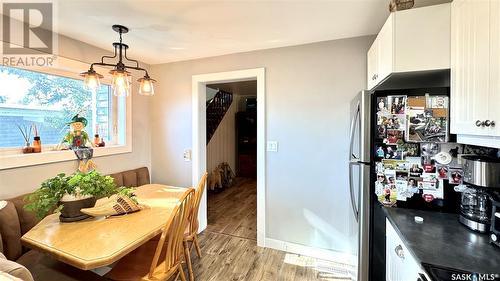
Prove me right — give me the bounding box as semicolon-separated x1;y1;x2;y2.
189;172;208;235
148;188;195;278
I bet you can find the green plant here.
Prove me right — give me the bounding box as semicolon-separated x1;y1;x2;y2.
24;171;130;219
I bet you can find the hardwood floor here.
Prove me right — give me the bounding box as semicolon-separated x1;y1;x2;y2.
206;178;257;240
190;178;355;281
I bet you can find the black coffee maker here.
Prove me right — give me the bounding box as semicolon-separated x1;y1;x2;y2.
460;156;500;234
491;193;500;247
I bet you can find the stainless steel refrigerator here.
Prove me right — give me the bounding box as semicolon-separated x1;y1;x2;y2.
349;90;372;281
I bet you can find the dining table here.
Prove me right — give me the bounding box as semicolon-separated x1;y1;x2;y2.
20;184;189;271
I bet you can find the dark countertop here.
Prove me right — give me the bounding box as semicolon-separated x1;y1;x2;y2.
384;207;500;275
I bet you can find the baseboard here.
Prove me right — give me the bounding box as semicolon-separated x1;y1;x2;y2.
264;237;357;265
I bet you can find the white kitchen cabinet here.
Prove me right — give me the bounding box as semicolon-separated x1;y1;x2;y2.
490;0;500;137
451;0;500;145
367;36;380;90
367;3;451;90
386;219;423;281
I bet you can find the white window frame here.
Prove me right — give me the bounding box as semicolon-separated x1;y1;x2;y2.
0;56;132;170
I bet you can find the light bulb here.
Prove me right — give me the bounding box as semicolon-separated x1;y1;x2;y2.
110;69;131;97
80;69;102;92
138;76;156;96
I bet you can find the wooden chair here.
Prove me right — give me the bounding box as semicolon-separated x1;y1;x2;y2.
183;172;208;281
105;188;195;281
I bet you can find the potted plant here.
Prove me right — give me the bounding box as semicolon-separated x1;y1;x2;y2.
24;171;121;222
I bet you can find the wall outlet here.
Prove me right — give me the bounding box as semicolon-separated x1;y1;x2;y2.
183;149;192;161
266;141;278;152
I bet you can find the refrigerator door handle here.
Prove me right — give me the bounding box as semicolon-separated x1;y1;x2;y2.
349;162;359;221
349;100;360;161
348;100;360;221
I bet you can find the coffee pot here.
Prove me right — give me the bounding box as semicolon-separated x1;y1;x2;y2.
460;186;491;232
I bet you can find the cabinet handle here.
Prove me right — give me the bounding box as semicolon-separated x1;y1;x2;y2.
476;120;484;127
485;120;492;127
394;245;404;259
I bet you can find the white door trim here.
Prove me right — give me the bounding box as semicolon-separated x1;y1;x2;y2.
192;68;266;247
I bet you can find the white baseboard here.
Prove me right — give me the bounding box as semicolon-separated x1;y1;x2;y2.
264;237;357;265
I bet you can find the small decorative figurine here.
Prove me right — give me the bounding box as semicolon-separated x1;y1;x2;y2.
63;114;93;149
60;114;96;173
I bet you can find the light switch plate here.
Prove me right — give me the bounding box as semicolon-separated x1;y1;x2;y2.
266;141;278;152
183;149;192;161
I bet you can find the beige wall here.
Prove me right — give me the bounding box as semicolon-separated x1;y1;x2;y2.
206;100;237;176
0;34;151;199
150;35;373;255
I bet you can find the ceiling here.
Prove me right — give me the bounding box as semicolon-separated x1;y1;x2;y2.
208;80;257;96
53;0;449;65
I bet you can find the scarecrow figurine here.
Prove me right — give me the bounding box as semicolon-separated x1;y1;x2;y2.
60;114;96;172
63;114;93;149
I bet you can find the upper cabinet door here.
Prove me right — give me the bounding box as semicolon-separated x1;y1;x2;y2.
490;0;500;136
367;38;379;90
451;0;491;136
378;14;394;84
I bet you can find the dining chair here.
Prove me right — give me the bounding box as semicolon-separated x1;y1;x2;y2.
183;172;208;281
105;188;195;281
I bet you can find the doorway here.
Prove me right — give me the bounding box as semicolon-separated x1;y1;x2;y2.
205;80;257;240
191;68;266;246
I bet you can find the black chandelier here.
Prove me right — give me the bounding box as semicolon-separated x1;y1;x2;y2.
80;24;156;96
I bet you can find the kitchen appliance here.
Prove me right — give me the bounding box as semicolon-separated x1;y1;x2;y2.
349;90;372;281
463;155;500;187
459;186;491;232
349;88;454;280
460;155;500;233
490;194;500;247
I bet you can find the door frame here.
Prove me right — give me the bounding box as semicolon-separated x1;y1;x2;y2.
192;68;266;246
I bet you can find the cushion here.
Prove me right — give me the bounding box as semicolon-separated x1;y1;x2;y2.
121;170;138;187
0;272;23;281
0;202;22;261
136;167;150;186
109;167;150;188
0;252;34;281
110;173;124;187
0;230;4;254
17;250;106;281
8;195;39;235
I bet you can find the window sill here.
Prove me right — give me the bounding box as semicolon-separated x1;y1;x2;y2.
0;145;131;170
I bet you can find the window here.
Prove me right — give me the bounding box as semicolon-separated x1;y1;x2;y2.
0;65;126;150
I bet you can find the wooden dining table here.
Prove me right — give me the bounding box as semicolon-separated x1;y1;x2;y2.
21;184;189;270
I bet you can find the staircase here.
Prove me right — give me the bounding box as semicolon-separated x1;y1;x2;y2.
207;89;233;144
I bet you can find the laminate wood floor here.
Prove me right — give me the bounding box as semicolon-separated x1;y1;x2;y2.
206;177;257;240
191;178;355;281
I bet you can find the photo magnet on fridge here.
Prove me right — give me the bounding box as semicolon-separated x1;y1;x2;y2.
400;143;420;158
385;129;404;145
382;159;409;171
409;164;423;177
376;97;390;115
406;95;449;143
449;168;464;184
437;165;449;179
389;96;406;115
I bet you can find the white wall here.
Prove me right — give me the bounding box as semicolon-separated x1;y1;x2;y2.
150;35;373;255
0;35;151;199
206;99;237;176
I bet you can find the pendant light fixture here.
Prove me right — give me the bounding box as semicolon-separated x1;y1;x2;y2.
80;25;156;96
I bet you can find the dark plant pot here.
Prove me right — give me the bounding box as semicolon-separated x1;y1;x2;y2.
59;197;97;222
